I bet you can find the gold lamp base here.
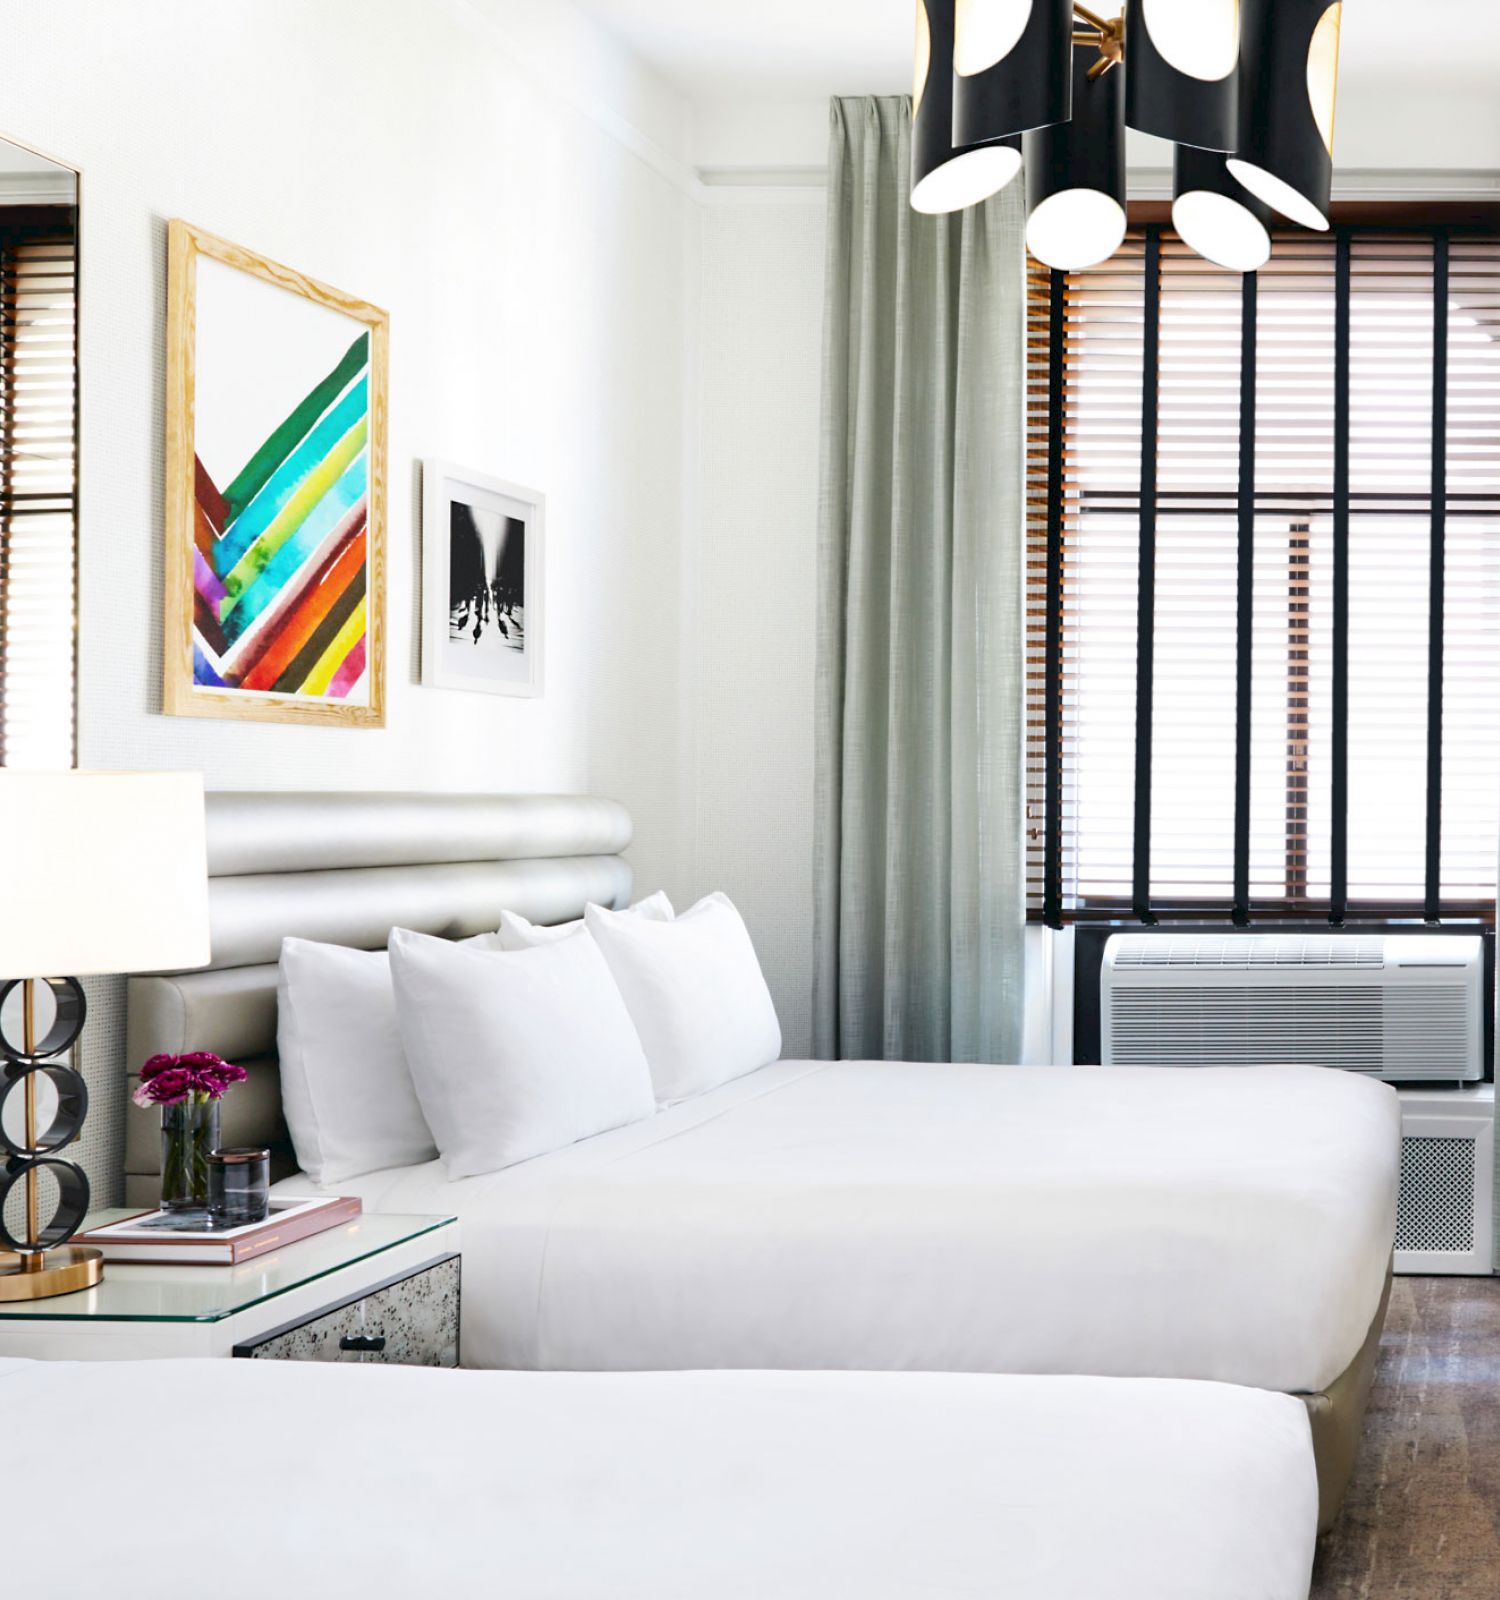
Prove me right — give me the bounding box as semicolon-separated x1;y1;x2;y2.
0;1245;104;1302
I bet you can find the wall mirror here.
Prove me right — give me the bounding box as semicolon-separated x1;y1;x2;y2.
0;136;78;770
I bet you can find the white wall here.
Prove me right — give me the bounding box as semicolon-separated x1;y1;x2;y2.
2;0;694;1199
693;85;1500;187
677;195;827;1056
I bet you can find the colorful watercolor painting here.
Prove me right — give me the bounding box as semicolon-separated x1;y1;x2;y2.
163;221;387;726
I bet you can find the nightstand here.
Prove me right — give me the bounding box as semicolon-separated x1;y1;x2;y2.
0;1210;459;1364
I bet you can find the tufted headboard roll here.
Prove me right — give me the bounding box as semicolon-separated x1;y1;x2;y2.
124;792;633;1206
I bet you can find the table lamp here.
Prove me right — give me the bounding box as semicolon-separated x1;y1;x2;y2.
0;772;210;1300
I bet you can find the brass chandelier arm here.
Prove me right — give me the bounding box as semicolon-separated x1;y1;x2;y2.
1073;5;1126;79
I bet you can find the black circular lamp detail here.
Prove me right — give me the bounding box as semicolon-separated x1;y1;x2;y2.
912;0;1024;216
1024;42;1126;271
1172;145;1273;273
0;976;85;1062
0;1063;89;1157
0;973;97;1296
1123;0;1239;152
1228;0;1342;232
0;1156;92;1255
953;0;1074;150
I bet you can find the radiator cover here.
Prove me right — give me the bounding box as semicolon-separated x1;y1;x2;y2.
1395;1086;1494;1275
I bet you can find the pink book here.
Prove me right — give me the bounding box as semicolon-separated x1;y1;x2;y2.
76;1194;363;1266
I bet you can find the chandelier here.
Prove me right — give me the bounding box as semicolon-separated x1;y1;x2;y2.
911;0;1343;273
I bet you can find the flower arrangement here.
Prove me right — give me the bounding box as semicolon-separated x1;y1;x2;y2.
135;1053;248;1212
132;1052;247;1108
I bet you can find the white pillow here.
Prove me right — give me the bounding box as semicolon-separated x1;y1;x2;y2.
277;930;505;1185
276;939;434;1185
388;927;656;1179
496;890;674;951
584;893;781;1105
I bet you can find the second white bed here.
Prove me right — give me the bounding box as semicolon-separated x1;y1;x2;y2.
4;1357;1318;1599
285;1058;1399;1391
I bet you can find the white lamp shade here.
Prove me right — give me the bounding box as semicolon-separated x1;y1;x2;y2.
0;772;211;978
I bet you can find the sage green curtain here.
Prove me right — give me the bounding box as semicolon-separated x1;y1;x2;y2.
812;96;1026;1064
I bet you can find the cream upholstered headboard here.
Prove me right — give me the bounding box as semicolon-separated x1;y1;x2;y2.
124;791;633;1206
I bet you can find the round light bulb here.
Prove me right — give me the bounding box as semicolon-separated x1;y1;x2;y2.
912;143;1024;216
1172;189;1272;271
1025;188;1126;270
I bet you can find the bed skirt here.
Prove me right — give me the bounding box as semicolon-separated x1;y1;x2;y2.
1303;1264;1392;1533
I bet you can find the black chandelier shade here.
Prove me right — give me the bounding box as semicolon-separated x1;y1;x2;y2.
1122;0;1238;152
1228;0;1341;232
907;1;1345;274
1171;144;1273;273
953;0;1073;150
1024;42;1125;271
912;0;1024;215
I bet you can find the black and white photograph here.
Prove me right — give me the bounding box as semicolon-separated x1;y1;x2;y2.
421;462;544;696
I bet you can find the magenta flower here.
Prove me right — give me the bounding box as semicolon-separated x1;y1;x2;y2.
133;1052;248;1108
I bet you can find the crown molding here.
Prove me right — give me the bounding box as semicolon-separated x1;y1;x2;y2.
687;164;1500;208
1126;166;1500;202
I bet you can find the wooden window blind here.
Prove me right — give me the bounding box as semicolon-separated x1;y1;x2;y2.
1026;222;1500;926
0;213;78;769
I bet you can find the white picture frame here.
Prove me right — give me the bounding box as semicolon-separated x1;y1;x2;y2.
420;460;544;697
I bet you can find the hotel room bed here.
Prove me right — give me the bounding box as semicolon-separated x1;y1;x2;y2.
283;1058;1397;1395
2;1356;1319;1598
127;791;1401;1534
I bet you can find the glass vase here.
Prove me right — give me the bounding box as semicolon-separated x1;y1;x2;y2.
160;1094;221;1212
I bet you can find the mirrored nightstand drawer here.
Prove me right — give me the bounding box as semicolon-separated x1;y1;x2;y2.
233;1254;459;1366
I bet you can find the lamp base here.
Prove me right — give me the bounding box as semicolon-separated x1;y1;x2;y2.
0;1245;104;1301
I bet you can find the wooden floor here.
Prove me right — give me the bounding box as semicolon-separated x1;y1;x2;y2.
1312;1275;1500;1597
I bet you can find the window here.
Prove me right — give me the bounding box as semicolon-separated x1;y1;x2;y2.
1026;216;1500;926
0;209;78;769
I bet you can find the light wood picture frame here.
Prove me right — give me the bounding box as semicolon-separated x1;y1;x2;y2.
163;219;388;726
421;461;544;698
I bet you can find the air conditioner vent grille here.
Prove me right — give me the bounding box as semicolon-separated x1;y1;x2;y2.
1110;935;1386;970
1397;1136;1477;1254
1101;933;1483;1081
1107;986;1473;1073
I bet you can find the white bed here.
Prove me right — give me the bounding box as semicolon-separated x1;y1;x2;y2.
283;1058;1399;1391
3;1357;1318;1599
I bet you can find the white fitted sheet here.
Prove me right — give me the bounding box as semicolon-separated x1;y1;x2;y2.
282;1060;1399;1392
0;1358;1317;1600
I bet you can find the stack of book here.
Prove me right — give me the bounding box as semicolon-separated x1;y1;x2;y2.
76;1194;361;1265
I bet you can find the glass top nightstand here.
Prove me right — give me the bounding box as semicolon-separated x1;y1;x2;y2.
0;1210;456;1326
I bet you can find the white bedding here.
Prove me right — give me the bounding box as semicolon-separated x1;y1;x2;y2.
0;1357;1317;1599
284;1060;1399;1392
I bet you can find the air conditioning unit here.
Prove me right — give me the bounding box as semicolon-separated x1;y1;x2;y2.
1396;1085;1494;1275
1101;933;1483;1082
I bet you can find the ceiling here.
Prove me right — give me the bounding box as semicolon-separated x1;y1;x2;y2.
572;0;1498;108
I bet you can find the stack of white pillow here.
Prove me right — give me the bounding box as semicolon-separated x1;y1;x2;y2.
276;892;782;1186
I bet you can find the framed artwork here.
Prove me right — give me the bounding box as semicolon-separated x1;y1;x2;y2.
163;219;388;725
421;461;544;697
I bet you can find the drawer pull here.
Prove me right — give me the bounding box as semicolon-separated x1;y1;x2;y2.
339;1334;387;1354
